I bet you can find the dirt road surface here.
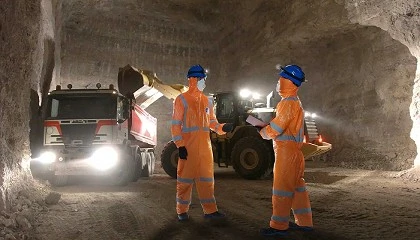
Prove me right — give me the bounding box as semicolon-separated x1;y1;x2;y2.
33;163;420;240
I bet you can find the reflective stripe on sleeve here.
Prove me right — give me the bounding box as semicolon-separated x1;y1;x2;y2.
273;189;294;198
172;135;182;141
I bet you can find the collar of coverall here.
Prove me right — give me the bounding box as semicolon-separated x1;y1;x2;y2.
279;77;298;98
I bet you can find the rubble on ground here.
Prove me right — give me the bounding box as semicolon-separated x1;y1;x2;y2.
0;180;60;240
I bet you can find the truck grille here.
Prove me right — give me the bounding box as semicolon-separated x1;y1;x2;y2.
61;124;97;146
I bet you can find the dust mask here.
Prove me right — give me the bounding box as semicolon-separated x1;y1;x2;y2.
276;81;280;93
197;78;206;91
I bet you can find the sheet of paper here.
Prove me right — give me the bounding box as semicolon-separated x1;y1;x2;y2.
246;115;268;127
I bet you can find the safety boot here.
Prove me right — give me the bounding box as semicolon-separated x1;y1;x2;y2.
288;222;313;232
177;212;189;221
203;211;226;219
260;227;288;237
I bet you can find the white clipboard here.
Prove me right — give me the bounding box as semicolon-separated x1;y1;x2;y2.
246;115;268;127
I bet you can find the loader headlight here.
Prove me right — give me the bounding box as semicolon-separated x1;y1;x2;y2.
39;151;57;164
240;89;251;98
88;147;119;171
240;89;261;100
305;111;317;119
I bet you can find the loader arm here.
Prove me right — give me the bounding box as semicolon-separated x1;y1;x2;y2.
118;65;187;109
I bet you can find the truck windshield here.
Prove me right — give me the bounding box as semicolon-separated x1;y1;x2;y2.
46;94;117;119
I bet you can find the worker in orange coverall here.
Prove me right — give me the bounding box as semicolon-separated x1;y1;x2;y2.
259;65;314;237
171;64;234;221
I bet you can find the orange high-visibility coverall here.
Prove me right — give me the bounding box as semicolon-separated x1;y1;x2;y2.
259;77;313;230
171;79;226;215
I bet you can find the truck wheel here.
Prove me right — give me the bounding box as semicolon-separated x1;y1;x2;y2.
50;174;68;187
149;152;156;175
140;152;153;177
231;136;272;180
131;149;142;182
160;141;178;179
111;153;133;186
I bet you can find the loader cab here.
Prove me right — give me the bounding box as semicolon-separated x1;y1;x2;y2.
213;92;253;126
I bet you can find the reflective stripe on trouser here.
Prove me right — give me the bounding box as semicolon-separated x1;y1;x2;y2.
270;141;313;230
176;131;218;214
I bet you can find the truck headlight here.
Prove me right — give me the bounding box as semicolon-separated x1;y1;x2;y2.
39;151;56;164
88;147;118;171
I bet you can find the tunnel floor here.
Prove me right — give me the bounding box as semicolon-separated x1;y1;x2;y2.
32;163;420;240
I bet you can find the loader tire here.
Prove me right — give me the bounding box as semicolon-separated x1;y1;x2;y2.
160;141;178;179
231;136;272;180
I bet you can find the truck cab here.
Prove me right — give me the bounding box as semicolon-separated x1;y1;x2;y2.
44;86;130;147
35;83;157;186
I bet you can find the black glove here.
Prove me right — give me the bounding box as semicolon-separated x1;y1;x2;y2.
222;123;234;133
255;126;263;133
178;146;188;160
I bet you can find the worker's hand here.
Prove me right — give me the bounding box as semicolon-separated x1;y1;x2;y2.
255;126;263;133
222;123;234;133
178;146;188;160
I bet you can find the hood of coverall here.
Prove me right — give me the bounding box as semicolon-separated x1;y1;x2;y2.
187;77;202;95
278;77;298;98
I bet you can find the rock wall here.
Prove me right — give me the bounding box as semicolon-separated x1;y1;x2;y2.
214;0;418;170
0;0;61;210
60;0;217;87
344;0;420;167
303;28;416;170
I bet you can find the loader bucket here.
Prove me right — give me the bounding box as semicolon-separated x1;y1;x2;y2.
118;65;147;97
118;65;187;109
302;142;332;160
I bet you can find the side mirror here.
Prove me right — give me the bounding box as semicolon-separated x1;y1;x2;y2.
122;101;130;119
118;97;131;123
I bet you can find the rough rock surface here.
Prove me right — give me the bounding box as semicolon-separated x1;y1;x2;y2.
0;0;61;211
212;0;418;170
44;192;61;205
0;180;58;240
345;0;420;167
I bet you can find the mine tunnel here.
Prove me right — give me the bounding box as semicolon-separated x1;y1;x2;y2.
0;0;419;239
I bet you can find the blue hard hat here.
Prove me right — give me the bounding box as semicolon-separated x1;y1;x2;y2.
279;65;305;87
187;65;207;78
